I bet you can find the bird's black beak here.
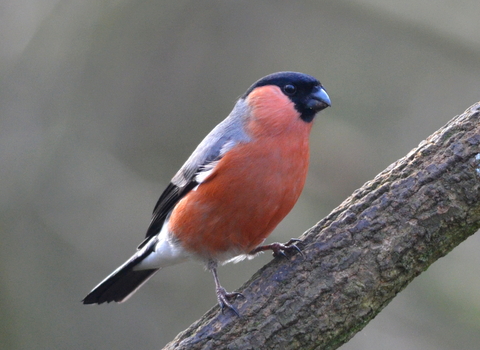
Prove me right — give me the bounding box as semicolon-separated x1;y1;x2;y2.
307;86;331;112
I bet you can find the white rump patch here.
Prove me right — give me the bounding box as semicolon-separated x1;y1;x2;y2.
135;221;191;270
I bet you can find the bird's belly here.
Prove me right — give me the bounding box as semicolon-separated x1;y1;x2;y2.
167;140;309;261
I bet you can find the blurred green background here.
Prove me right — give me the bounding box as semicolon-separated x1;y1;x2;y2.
1;0;479;349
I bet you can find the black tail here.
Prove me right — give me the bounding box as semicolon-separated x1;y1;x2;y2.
83;240;159;304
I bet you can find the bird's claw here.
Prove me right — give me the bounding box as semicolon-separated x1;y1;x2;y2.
271;240;303;258
250;238;304;258
216;287;244;317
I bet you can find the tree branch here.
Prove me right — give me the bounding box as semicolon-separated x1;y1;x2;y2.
163;102;480;350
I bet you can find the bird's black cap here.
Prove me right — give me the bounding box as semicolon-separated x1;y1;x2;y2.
242;71;330;122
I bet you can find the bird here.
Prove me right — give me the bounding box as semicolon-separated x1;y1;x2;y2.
82;71;331;316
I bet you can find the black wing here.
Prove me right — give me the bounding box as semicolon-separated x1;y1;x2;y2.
137;111;249;249
138;180;198;249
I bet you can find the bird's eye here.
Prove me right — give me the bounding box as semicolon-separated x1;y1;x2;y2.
283;84;297;96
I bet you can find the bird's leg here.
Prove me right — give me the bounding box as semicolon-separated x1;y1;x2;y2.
249;238;303;258
208;260;244;317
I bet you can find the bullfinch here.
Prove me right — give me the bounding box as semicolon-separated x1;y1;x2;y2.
82;71;331;316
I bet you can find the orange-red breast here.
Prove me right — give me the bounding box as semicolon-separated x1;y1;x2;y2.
83;72;331;316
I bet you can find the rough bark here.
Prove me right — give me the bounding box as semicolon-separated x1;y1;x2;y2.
163;102;480;350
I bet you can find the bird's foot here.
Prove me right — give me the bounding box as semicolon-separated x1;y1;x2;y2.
250;238;304;258
216;287;245;317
